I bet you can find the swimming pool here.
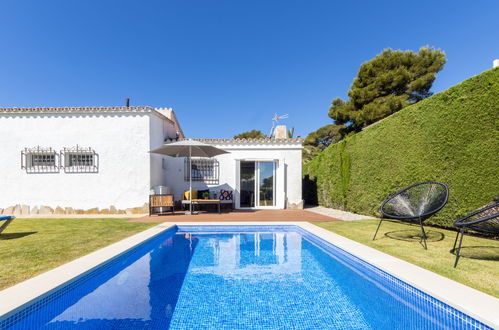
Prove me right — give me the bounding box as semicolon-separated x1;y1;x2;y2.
0;225;492;329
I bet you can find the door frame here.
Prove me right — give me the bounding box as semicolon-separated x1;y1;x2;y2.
236;159;278;209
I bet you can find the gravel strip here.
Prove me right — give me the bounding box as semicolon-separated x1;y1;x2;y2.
305;206;376;221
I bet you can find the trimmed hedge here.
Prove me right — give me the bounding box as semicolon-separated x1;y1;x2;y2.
304;68;499;227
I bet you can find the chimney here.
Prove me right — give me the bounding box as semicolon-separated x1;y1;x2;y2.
494;59;499;68
125;98;130;107
274;125;287;139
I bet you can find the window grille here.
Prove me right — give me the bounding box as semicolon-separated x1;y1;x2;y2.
61;146;98;173
184;158;219;184
21;147;59;173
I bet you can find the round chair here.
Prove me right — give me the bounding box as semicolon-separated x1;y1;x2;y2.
453;202;499;267
373;181;449;249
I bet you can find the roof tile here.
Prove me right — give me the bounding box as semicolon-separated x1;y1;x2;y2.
0;106;155;113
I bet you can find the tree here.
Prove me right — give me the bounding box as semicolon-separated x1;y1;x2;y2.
329;47;446;129
303;124;345;162
234;130;267;139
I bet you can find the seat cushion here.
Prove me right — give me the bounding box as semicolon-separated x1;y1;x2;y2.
183;190;198;200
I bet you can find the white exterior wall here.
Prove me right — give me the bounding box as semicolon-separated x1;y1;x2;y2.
149;114;171;189
164;143;303;209
0;111;172;210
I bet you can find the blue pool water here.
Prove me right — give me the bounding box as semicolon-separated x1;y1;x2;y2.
0;225;490;329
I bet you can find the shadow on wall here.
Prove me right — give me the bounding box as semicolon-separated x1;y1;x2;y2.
302;175;318;206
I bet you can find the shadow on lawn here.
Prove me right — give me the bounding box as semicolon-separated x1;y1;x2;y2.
450;246;499;261
0;232;37;240
385;229;445;242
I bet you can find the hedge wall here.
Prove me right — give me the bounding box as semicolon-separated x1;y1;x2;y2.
304;68;499;227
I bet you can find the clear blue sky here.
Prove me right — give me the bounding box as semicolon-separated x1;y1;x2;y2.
1;1;497;138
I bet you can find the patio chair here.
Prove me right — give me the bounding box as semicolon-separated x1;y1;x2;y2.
373;181;449;249
452;202;499;267
0;216;15;234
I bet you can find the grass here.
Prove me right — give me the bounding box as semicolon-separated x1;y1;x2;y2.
0;218;156;290
316;220;499;298
305;68;499;227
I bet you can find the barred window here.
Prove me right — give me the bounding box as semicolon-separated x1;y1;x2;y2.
62;146;98;173
21;147;59;173
68;153;94;167
31;153;56;166
184;158;219;184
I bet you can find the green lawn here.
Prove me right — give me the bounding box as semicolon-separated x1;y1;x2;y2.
316;220;499;298
0;218;156;290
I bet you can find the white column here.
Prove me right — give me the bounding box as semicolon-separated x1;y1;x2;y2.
276;158;286;209
234;159;241;209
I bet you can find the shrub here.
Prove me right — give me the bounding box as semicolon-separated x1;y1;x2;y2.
304;68;499;227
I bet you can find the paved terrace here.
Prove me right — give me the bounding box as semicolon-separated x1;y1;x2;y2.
131;209;340;223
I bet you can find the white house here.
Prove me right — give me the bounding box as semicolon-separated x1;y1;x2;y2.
0;106;303;215
164;137;303;210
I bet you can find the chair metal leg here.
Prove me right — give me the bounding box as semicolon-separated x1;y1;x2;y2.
419;218;427;250
373;219;384;240
452;230;460;251
0;218;13;234
454;229;465;268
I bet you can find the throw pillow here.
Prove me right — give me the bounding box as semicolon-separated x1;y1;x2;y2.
219;189;233;201
183;189;198;200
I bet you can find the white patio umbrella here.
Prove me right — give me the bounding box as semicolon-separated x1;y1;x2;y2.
149;139;229;214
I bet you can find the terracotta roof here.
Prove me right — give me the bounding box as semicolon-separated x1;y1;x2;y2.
0;106;182;128
0;106;155;113
180;138;303;145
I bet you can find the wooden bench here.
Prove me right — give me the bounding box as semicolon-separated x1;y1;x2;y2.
149;194;174;215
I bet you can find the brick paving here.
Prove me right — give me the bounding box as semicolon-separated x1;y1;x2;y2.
131;209;340;223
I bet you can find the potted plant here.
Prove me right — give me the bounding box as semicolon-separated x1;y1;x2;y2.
202;192;210;200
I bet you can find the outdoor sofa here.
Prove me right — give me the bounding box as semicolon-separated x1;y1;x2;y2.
181;189;234;213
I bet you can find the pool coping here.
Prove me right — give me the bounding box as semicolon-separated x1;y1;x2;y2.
0;221;498;328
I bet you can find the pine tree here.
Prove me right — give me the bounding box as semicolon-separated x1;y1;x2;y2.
329;47;446;129
234;130;267;139
303;124;345;162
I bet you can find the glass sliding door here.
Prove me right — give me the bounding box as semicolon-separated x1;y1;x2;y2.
240;161;256;207
258;162;275;207
239;161;276;208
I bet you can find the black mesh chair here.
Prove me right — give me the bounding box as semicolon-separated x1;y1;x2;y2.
452;202;499;267
373;181;449;249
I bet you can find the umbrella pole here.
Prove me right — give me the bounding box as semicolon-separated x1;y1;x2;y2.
189;146;193;214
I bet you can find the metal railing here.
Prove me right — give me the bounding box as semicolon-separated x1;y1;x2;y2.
184;158;219;184
21;146;99;174
21;147;60;173
61;146;99;173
